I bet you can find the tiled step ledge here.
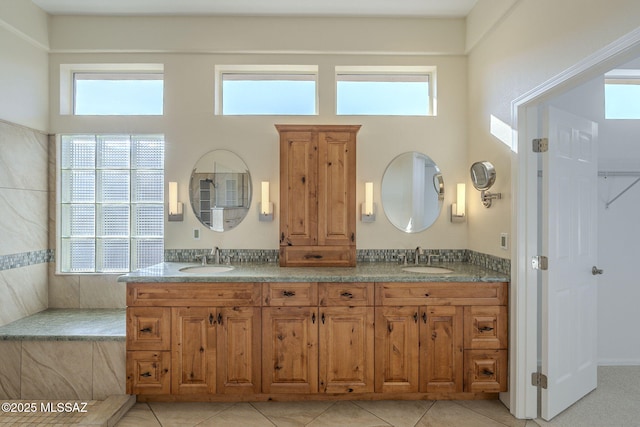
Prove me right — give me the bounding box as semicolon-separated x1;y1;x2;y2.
0;309;126;402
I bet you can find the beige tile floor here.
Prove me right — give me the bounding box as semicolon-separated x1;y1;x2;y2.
115;399;541;427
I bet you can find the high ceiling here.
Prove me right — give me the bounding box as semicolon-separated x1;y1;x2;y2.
32;0;478;18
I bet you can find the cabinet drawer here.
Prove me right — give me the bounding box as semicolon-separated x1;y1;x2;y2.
127;307;171;350
127;282;261;306
126;351;171;395
280;246;355;267
464;350;507;393
263;282;318;306
376;282;508;306
319;283;373;306
464;306;508;349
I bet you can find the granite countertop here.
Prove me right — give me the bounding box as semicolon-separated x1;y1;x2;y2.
0;309;126;341
118;262;509;283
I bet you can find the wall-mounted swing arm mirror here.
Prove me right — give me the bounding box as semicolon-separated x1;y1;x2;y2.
189;150;252;232
470;161;501;208
381;152;444;233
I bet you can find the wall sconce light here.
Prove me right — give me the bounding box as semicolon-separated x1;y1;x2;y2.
168;181;183;221
361;181;376;222
259;181;274;221
451;182;466;222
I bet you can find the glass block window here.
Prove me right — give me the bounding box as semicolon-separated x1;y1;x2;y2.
59;134;164;273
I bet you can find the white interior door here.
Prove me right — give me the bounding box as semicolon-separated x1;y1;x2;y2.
541;106;599;420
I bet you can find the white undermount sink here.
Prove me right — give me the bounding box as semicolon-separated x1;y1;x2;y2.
179;265;235;274
402;266;454;274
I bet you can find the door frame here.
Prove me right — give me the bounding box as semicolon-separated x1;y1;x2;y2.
509;27;640;419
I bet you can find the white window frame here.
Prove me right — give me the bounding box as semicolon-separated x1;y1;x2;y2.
59;63;164;116
56;134;165;274
335;65;437;116
604;69;640;120
214;65;319;115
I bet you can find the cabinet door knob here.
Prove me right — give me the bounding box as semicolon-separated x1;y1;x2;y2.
209;313;214;325
312;312;316;324
217;313;223;326
413;312;418;323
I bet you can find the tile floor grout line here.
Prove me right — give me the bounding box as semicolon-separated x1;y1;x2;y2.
245;401;277;427
449;400;515;427
349;401;393;427
412;400;437;427
147;402;165;427
300;400;338;427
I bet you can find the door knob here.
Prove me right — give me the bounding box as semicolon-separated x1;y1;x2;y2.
592;266;604;275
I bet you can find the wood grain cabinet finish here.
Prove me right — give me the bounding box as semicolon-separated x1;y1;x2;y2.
277;124;360;267
127;281;508;399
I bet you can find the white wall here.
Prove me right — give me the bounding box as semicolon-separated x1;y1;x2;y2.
467;0;640;258
0;3;50;325
0;1;49;131
48;16;470;252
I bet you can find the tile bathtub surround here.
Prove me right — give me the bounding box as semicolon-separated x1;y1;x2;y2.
0;263;47;328
0;249;53;271
0;309;126;400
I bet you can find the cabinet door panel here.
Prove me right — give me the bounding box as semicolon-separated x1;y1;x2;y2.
420;306;463;393
127;307;171;351
126;351;171;395
464;306;508;349
217;307;261;394
280;131;318;246
375;307;420;393
171;307;216;394
262;307;318;394
464;349;508;392
317;131;356;246
319;307;374;393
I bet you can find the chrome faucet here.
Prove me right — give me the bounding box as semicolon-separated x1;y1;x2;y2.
415;246;422;265
197;253;208;265
211;246;221;264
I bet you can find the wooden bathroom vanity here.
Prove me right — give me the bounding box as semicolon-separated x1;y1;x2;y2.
123;263;508;402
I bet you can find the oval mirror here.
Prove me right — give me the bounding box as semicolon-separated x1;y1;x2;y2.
381;152;444;233
470;161;496;191
189;150;251;232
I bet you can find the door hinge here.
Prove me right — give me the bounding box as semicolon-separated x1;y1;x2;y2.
531;372;548;389
532;138;549;153
532;255;549;271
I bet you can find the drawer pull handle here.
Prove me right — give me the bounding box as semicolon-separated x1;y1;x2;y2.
478;326;494;332
482;369;495;376
139;327;152;333
283;290;296;297
141;372;152;378
304;254;323;259
341;292;353;298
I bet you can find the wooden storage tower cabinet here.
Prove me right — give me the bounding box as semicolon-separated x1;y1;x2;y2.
277;124;360;267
